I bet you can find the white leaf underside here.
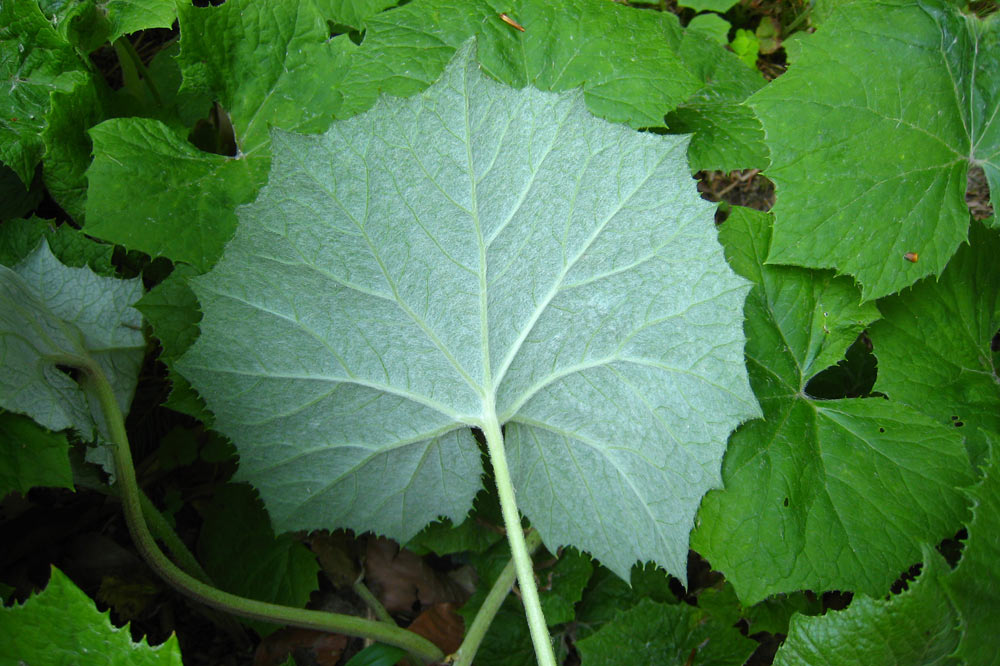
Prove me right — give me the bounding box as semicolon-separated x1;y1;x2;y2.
178;40;758;580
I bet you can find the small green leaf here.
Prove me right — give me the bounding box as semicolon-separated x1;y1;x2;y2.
869;221;1000;465
576;598;756;666
343;643;409;666
749;0;1000;299
0;566;183;665
692;207;973;603
729;28;759;68
678;0;740;12
686;13;732;46
774;549;961;666
198;483;320;636
0;411;73;498
178;41;758;579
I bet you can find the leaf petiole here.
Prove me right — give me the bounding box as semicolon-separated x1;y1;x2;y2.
79;360;445;663
482;411;557;666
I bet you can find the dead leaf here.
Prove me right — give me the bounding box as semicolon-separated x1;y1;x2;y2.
253;627;348;666
365;538;471;614
406;603;465;655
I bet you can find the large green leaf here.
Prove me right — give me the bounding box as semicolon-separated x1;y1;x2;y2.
869;221;1000;465
0;0;91;185
774;549;961;666
0;566;183;665
749;0;1000;300
0;240;144;443
178;42;757;580
692;207;973;603
943;443;1000;665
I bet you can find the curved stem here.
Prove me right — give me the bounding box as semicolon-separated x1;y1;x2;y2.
482;413;556;666
353;575;395;626
81;363;444;664
112;37;163;106
453;529;543;666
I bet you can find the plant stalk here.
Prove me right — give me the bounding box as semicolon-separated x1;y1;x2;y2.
481;413;556;666
453;529;543;666
80;361;444;663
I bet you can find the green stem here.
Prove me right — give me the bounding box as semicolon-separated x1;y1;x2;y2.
81;363;443;664
482;412;556;666
112;37;163;107
353;575;395;626
453;529;543;666
137;490;212;584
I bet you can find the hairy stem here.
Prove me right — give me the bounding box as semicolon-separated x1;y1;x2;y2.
453;529;543;666
482;412;556;666
81;362;443;663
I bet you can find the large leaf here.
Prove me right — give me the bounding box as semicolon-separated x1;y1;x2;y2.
774;549;961;666
178;41;757;580
0;566;183;665
869;221;1000;465
943;442;1000;665
749;0;1000;299
692;207;973;603
0;241;144;443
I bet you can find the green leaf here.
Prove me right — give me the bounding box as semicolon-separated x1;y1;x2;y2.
0;216;113;275
86;118;257;270
692;207;974;603
774;549;961;666
342;642;409;666
474;0;701;129
178;41;758;580
869;221;1000;465
0;241;144;443
0;0;91;185
943;442;1000;666
576;598;756;666
0;411;73;497
574;563;677;639
197;483;320;636
314;0;400;30
0;566;183;665
749;0;1000;300
666;24;768;171
537;549;593;626
729;29;759;68
0;165;43;220
678;0;739;12
686;13;732;46
102;0;178;41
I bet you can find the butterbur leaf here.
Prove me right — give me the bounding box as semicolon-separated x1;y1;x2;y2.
0;241;144;443
750;0;1000;299
0;566;182;665
943;442;1000;665
774;549;960;666
178;41;757;580
692;207;973;603
313;0;400;30
869;221;1000;465
576;598;756;666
